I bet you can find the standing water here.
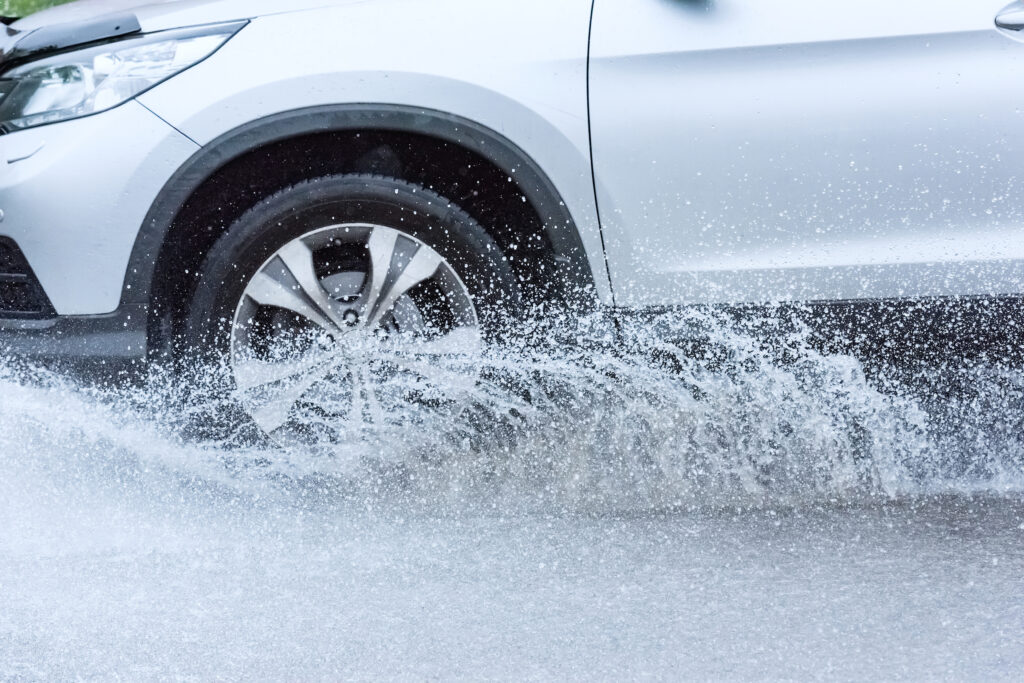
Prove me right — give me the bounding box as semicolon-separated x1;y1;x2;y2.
2;311;1023;678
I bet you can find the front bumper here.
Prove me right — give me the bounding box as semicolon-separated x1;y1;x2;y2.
0;98;198;372
0;100;198;315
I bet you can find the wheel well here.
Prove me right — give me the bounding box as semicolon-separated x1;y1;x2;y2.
146;125;595;357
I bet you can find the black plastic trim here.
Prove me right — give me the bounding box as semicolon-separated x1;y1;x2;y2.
0;303;148;375
125;104;598;310
614;295;1024;363
0;236;56;318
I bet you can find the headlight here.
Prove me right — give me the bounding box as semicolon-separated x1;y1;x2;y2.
0;23;243;132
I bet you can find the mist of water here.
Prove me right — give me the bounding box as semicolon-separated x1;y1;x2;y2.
2;309;1021;519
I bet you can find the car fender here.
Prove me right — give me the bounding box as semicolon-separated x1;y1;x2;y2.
135;0;611;304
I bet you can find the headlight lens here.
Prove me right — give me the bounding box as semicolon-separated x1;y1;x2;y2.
0;25;241;132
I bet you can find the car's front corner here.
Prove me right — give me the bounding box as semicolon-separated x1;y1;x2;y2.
0;2;255;374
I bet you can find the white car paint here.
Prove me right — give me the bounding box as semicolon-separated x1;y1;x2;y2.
4;0;1024;318
4;0;607;315
0;102;197;313
590;0;1024;305
136;0;608;301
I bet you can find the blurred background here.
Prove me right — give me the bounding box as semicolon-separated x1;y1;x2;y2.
3;0;70;17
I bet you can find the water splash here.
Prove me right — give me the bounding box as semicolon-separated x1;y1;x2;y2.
1;309;1022;515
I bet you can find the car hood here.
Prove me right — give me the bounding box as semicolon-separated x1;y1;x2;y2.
12;0;350;32
2;0;356;68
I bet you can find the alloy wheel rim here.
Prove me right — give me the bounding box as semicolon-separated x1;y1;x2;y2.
229;223;481;440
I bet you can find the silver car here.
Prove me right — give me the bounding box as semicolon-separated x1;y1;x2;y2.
2;0;1024;433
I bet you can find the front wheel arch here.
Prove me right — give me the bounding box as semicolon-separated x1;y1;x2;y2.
130;105;601;360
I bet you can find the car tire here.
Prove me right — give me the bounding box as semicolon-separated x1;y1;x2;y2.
180;173;521;439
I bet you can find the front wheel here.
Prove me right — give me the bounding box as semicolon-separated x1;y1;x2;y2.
182;174;521;442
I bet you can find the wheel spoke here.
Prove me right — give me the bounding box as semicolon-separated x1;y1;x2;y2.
234;353;344;433
276;240;350;330
363;227;398;322
247;376;320;433
363;228;443;327
374;327;485;393
244;271;337;334
387;326;483;358
349;366;384;426
229;221;484;440
233;352;331;392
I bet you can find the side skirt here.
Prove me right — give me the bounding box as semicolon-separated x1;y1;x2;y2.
611;296;1024;366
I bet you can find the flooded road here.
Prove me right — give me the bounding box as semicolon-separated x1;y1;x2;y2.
2;312;1023;679
3;490;1022;679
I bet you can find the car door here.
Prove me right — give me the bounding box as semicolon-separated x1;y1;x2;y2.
589;0;1024;307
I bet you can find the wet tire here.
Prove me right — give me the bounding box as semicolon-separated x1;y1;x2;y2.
185;174;519;354
178;174;521;440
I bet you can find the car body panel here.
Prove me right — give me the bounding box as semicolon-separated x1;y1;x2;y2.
5;0;1024;361
0;101;198;314
136;0;612;302
590;0;1024;306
